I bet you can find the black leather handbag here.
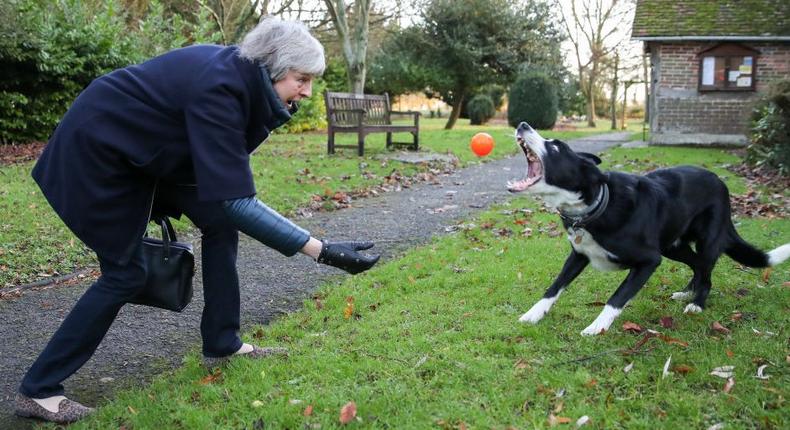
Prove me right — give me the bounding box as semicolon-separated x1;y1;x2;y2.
129;217;195;312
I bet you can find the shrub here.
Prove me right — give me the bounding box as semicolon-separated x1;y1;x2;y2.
507;72;558;129
747;79;790;175
280;78;327;133
0;0;138;144
467;94;495;125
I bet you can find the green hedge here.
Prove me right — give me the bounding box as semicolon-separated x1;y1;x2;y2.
0;0;326;145
507;72;558;130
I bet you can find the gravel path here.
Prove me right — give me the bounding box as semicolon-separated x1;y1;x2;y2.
0;132;632;428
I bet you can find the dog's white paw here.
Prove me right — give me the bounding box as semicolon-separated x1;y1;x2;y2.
518;298;556;324
581;322;608;336
671;291;693;301
580;305;621;336
683;303;703;314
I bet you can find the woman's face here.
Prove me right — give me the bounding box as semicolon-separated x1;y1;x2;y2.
273;70;313;108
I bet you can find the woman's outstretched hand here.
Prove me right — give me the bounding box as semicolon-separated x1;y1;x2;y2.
317;241;380;274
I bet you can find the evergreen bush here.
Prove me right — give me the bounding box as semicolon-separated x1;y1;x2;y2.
467;94;495;125
748;79;790;175
507;72;558;129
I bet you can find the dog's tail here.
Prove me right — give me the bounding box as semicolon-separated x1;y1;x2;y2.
725;225;790;267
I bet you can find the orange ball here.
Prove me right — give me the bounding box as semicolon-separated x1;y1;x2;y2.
470;132;494;157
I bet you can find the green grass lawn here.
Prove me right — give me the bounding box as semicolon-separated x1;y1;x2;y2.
0;118;636;288
57;140;789;429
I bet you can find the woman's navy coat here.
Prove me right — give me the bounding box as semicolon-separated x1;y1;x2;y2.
32;45;293;265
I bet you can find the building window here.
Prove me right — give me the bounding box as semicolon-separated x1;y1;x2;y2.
698;43;759;92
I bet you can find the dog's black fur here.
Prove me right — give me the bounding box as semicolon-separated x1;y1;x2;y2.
508;122;789;335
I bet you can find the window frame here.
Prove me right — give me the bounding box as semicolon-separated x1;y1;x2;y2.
697;43;759;92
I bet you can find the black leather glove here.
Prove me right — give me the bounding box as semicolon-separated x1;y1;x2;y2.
317;241;380;274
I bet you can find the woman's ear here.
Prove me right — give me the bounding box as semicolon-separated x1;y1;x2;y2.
577;152;602;165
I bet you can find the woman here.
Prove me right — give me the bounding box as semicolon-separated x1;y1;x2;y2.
15;17;379;424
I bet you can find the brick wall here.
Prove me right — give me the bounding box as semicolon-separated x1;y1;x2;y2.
650;41;790;139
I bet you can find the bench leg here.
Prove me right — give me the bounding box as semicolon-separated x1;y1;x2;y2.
386;132;393;150
358;133;365;156
328;130;335;154
412;132;419;151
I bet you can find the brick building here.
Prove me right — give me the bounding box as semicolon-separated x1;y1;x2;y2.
632;0;790;145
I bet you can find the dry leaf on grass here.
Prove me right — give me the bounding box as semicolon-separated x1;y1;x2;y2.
755;364;771;380
343;296;355;320
710;366;735;378
622;321;643;333
339;401;357;424
710;321;731;335
623;362;634;373
548;414;572;426
659;316;674;329
723;377;735;393
762;267;771;282
304;405;313;417
673;364;694;375
576;415;590;427
199;368;222;385
662;355;672;379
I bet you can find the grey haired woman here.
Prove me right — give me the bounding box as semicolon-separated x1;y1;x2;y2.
16;16;379;424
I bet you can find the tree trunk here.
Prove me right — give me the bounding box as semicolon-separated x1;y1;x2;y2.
444;94;465;130
610;53;619;130
325;0;371;94
585;77;596;128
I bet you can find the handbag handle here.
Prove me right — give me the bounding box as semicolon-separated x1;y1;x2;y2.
157;217;177;260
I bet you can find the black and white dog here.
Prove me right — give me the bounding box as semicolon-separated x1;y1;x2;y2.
507;122;790;336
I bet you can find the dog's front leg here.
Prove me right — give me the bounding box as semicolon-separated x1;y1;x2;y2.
581;257;661;336
519;251;589;324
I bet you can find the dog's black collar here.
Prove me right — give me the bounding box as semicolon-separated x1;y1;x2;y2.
560;183;610;229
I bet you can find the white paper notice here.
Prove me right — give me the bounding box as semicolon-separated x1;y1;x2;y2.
702;57;715;85
737;76;752;87
728;71;740;82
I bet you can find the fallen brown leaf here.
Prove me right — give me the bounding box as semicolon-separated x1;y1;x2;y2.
659;316;674;329
339;401;357;424
548;414;572;426
199;368;222;385
711;321;731;335
730;312;743;322
658;333;689;347
304;405;313;416
343;296;354;320
622;321;643;333
673;364;694;375
761;268;771;282
726;350;734;358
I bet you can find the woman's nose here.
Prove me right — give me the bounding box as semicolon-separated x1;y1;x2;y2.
301;81;312;98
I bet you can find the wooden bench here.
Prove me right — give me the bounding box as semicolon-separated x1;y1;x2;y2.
324;91;420;156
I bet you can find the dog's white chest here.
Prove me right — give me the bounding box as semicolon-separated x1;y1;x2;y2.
568;228;623;271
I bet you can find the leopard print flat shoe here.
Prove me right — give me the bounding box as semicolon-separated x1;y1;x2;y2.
14;394;95;424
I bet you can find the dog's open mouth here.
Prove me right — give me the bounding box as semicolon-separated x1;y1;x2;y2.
507;136;543;192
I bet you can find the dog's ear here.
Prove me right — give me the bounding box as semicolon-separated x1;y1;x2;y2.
577;152;602;165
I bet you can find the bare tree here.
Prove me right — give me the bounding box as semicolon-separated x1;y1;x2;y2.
323;1;373;93
557;0;634;127
198;0;263;44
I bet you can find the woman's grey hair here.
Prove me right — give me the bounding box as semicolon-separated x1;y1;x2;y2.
239;16;325;81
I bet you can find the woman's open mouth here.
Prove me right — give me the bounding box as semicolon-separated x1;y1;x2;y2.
507;137;543;192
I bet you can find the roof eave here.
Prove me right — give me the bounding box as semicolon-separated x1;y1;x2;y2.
632;35;790;41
